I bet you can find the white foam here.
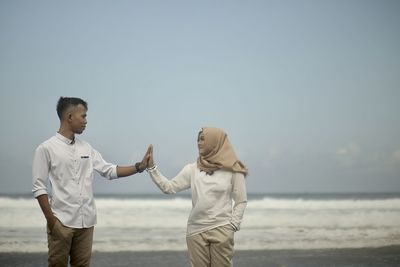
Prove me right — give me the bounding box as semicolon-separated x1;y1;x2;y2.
1;196;400;252
248;197;400;210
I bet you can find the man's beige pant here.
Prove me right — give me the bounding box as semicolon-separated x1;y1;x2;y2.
47;220;94;267
186;224;235;267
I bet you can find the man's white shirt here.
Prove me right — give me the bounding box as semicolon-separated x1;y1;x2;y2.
32;133;118;228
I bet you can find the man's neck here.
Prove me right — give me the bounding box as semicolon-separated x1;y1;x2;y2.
58;127;75;141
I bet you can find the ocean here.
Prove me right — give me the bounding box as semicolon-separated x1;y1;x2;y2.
1;193;399;253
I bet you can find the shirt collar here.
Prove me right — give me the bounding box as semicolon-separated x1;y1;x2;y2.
56;132;75;145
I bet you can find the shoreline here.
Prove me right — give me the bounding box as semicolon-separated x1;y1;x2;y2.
1;246;399;267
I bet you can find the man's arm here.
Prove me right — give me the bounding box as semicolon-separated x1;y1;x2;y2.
116;165;140;177
32;146;56;228
36;194;57;230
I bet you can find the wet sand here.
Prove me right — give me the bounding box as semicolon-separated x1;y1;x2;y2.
0;246;399;267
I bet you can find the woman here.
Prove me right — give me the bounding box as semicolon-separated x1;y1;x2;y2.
146;127;248;267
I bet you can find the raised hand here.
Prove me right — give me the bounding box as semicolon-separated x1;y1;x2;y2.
147;144;155;168
139;145;152;170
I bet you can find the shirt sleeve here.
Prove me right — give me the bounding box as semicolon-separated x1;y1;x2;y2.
32;145;50;198
147;164;191;194
91;148;118;179
230;172;248;231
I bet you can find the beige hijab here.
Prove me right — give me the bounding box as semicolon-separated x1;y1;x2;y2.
197;127;248;176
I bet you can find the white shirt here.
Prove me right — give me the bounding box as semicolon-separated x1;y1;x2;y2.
147;163;247;236
32;133;118;228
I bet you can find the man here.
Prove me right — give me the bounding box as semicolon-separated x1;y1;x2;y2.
32;97;150;267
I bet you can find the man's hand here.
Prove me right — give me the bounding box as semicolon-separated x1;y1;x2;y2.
36;194;57;230
47;215;58;231
117;145;153;176
139;145;152;171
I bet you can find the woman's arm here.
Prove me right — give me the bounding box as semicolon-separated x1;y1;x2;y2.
146;145;191;194
230;172;248;231
147;165;191;194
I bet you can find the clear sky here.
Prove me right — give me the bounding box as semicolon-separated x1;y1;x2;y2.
1;0;399;194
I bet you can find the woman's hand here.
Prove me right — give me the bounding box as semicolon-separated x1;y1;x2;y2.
147;144;155;168
139;145;152;170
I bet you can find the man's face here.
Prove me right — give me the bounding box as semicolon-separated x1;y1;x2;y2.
69;104;87;134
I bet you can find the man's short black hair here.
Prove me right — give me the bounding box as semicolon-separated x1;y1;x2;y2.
56;97;88;120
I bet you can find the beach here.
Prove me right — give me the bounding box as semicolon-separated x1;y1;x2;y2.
1;194;399;266
1;246;399;267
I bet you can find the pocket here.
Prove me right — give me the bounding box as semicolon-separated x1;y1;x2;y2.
218;224;235;238
223;223;236;232
217;225;235;247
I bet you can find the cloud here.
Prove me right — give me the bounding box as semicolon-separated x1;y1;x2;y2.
336;143;361;157
335;143;362;166
335;144;400;169
255;146;289;170
265;147;283;161
392;150;400;162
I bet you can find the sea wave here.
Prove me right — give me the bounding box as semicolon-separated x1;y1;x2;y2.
1;195;400;252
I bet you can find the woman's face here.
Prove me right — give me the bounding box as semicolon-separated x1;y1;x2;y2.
197;131;207;156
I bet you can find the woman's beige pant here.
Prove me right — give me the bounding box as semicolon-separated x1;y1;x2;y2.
47;220;94;267
186;224;235;267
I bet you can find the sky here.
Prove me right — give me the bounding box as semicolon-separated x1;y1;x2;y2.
0;0;399;194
